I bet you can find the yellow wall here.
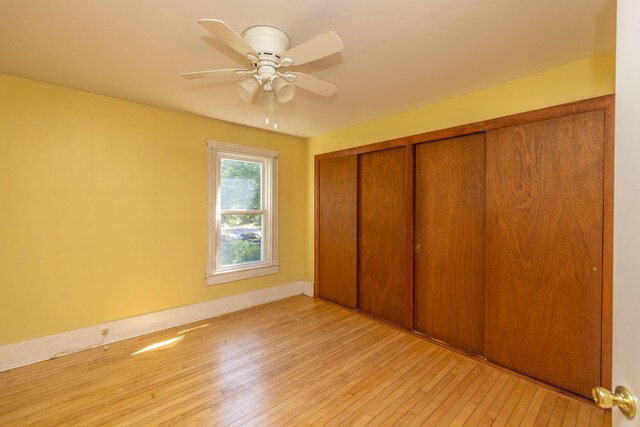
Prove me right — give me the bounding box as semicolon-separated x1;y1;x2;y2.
303;52;616;282
0;73;306;345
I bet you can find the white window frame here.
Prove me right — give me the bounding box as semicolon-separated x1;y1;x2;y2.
206;140;279;285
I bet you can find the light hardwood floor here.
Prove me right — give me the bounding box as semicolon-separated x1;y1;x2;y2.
0;296;610;426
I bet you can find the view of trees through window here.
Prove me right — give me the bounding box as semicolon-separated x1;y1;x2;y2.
219;158;263;266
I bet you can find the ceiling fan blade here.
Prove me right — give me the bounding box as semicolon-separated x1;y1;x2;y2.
289;72;338;96
198;19;257;57
181;69;251;80
284;31;344;65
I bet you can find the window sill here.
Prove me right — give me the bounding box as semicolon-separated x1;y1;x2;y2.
206;264;279;285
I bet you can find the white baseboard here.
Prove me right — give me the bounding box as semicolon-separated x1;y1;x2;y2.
0;280;314;372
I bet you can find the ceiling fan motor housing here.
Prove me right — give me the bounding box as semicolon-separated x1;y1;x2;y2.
243;26;290;60
242;26;291;90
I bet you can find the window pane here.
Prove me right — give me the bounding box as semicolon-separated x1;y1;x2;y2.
220;158;261;210
220;213;263;266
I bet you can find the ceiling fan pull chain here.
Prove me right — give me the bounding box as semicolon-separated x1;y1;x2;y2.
274;101;278;130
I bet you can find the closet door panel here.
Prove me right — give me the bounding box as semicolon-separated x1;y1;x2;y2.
358;147;406;326
318;156;358;308
485;111;604;398
414;133;486;354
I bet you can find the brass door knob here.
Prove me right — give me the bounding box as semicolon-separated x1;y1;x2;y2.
592;385;637;419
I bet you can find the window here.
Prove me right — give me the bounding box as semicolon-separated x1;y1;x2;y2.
206;141;278;285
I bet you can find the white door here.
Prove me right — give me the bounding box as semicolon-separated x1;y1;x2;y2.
612;0;640;425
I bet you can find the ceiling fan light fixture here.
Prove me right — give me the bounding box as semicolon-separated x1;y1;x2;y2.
272;77;295;103
235;76;261;103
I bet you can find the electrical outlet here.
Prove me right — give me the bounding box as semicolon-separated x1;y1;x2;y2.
101;328;109;336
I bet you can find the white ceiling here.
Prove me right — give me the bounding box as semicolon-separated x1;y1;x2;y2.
0;0;615;137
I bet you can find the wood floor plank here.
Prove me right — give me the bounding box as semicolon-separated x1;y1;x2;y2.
562;399;582;426
493;379;528;425
549;397;570;427
365;348;453;426
388;358;463;424
284;342;438;426
507;382;538;426
450;370;501;426
478;375;519;425
397;358;477;425
0;296;609;426
222;328;406;426
344;352;442;424
577;402;595;426
534;393;559;426
521;387;550;427
426;364;492;426
589;408;606;427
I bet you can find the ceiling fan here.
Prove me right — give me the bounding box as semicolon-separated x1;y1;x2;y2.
182;19;344;129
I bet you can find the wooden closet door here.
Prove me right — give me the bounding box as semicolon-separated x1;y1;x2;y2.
317;156;358;308
358;147;406;326
485;111;604;398
414;133;486;354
